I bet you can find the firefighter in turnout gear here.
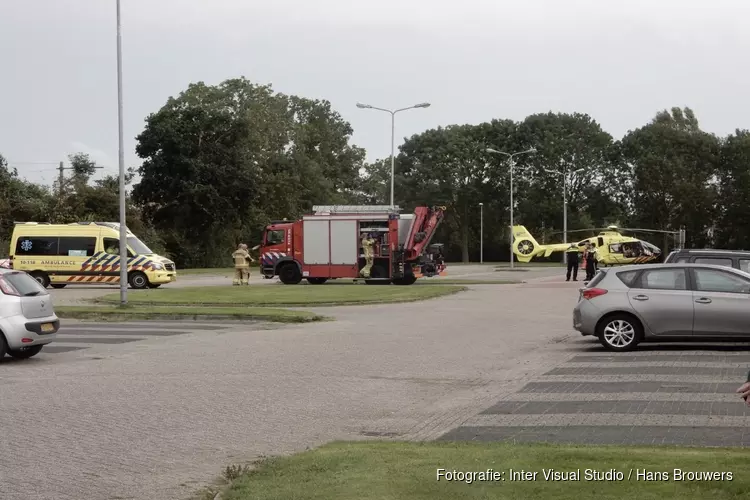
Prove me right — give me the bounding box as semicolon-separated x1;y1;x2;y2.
232;243;253;285
360;233;376;278
565;244;579;281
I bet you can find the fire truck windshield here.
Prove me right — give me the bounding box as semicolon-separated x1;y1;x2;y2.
265;229;284;245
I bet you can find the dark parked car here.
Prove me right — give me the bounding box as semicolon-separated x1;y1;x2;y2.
664;249;750;273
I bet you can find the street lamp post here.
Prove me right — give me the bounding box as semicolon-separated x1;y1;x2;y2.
486;148;536;269
116;0;127;304
479;202;483;263
544;166;583;265
356;102;431;207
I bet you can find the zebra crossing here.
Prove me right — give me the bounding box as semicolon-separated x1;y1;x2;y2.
38;321;235;355
440;341;750;447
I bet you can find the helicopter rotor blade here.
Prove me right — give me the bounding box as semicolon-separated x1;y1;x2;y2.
617;228;682;235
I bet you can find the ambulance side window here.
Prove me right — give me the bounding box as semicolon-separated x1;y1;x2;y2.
103;238;134;257
16;236;58;256
266;230;284;245
58;237;97;257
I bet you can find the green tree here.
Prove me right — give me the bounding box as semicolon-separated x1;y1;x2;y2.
398;120;518;262
133;77;364;267
621;107;720;248
513;112;624;239
715;129;750;249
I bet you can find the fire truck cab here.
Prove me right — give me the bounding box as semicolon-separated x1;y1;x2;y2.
260;205;445;285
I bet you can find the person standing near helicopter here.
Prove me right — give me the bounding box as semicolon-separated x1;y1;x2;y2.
585;242;598;281
565;244;579;281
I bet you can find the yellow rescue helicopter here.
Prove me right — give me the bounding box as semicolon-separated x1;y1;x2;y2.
511;225;663;265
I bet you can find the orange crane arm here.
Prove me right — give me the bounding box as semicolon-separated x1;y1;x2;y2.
404;206;446;260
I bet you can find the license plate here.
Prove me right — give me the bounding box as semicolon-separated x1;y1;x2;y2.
41;323;54;333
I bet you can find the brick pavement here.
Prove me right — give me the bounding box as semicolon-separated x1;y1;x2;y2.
13;266;746;499
439;337;750;446
1;266;574;500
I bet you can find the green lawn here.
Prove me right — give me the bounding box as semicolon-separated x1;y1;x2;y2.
98;284;466;307
217;441;749;500
316;279;519;285
179;267;236;275
55;305;325;323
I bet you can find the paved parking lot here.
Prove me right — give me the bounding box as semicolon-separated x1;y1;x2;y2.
440;339;750;446
3;265;750;500
30;321;243;357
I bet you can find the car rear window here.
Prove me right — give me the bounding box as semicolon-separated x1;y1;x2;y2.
586;270;606;288
3;272;47;296
616;270;639;287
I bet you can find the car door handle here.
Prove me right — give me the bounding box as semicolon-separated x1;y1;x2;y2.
632;295;649;301
695;297;712;304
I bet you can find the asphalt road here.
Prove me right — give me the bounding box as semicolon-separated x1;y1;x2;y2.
2;265;749;500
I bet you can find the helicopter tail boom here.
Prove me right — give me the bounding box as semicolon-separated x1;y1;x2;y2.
512;226;573;262
512;226;544;262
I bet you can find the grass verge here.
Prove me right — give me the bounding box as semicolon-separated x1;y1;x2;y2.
306;279;519;285
210;441;750;500
179;267;236;275
97;285;466;307
55;305;325;323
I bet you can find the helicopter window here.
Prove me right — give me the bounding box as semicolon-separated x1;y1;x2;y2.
597;237;604;247
609;243;622;254
621;242;643;258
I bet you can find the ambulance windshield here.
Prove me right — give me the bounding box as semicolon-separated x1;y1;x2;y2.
127;236;153;255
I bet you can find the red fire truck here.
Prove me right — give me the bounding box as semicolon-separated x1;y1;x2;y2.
259;205;445;285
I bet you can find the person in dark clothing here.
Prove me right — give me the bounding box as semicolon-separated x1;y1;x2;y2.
565;244;579;281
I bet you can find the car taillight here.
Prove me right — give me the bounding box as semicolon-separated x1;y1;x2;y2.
582;288;608;300
0;277;19;296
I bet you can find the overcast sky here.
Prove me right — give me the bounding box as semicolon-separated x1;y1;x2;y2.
2;0;748;186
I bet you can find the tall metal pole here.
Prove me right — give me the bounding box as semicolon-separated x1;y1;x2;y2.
356;102;430;207
116;0;128;304
509;159;514;270
390;111;395;207
479;203;483;263
563;173;568;266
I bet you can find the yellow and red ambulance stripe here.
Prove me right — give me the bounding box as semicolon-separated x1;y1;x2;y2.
66;276;121;283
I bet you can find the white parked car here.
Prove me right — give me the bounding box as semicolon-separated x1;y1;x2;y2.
0;268;59;359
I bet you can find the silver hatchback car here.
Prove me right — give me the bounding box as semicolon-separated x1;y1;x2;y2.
0;268;59;359
574;263;750;351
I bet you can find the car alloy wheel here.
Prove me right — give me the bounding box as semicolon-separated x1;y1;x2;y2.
602;319;635;348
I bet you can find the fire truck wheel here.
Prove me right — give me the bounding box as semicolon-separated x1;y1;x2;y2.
393;275;417;285
278;263;302;284
365;265;390;285
306;278;328;285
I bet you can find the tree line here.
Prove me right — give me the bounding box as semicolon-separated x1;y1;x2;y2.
3;77;749;267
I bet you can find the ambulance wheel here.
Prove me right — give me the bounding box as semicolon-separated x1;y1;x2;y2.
306;278;328;285
128;271;149;289
51;284;67;289
29;272;50;289
278;264;302;284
